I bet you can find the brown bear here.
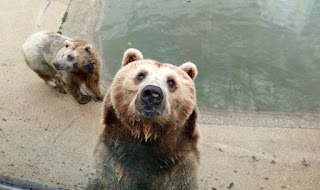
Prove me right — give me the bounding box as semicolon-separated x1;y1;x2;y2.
85;48;200;189
22;31;104;104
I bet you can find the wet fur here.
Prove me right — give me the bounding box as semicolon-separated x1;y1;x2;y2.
86;49;200;189
86;92;199;190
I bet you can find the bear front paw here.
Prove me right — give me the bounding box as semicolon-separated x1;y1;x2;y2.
77;95;92;104
55;84;67;94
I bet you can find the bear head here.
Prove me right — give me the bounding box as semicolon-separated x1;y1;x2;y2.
53;40;100;73
104;48;198;141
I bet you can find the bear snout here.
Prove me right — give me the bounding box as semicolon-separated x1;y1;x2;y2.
141;85;163;107
136;85;165;117
53;62;63;70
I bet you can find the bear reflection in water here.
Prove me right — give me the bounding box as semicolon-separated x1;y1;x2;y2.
86;48;200;190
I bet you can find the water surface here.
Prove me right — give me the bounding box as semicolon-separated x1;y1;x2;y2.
97;0;320;113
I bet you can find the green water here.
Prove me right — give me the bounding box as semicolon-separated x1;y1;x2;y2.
97;0;320;113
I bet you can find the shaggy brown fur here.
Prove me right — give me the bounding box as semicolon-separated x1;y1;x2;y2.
22;32;104;104
86;48;200;190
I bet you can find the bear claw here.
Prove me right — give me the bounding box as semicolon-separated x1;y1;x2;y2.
77;95;92;104
54;85;67;94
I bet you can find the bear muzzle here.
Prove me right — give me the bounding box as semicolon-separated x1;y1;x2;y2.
53;61;73;72
137;85;164;117
53;62;64;70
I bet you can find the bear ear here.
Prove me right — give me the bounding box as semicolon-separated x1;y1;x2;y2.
84;44;93;53
179;62;198;80
64;40;72;48
122;48;143;67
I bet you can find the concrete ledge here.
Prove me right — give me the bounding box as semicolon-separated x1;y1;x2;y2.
61;0;102;44
0;175;60;190
200;109;320;129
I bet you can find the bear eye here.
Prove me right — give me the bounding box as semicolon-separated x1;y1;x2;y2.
67;55;74;62
136;72;146;81
65;44;69;48
167;79;176;88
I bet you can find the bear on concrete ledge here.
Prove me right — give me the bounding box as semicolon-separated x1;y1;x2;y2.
22;32;104;104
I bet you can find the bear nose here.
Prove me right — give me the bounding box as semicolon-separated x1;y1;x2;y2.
141;85;163;107
53;62;61;70
53;62;59;67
